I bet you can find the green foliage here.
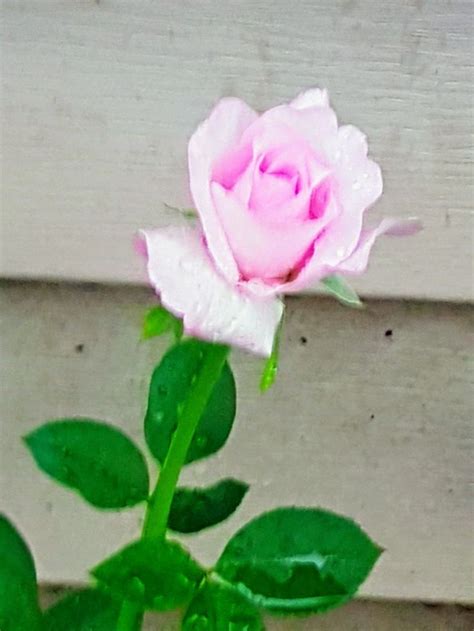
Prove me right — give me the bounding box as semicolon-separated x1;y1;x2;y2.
0;514;41;631
92;538;204;611
321;275;363;308
216;507;382;614
24;419;149;509
183;579;263;630
145;340;236;465
169;479;249;534
42;589;121;630
142;306;183;341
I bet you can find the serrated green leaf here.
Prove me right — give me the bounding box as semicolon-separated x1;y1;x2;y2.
169;478;249;534
142;306;183;341
145;340;236;465
215;507;382;614
24;419;149;509
321;275;363;308
42;589;121;630
92;538;204;611
0;514;41;631
183;579;263;631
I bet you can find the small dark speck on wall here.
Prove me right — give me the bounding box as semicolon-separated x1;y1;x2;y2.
370;414;375;420
299;336;307;346
384;329;393;338
47;585;64;596
75;343;85;353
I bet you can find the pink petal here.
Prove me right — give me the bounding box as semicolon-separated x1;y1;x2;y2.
243;106;338;165
212;183;326;281
139;226;283;357
334;125;383;216
285;128;383;290
279;217;421;293
188;98;258;283
290;88;330;110
211;142;253;191
337;218;423;275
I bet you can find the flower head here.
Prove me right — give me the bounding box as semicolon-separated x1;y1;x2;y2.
140;90;420;356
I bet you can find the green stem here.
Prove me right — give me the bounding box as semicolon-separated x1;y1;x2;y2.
142;343;229;539
116;342;229;630
116;601;143;631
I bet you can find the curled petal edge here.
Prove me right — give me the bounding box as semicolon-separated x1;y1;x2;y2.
337;217;423;275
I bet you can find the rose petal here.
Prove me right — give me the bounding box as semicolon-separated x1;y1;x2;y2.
188;98;258;283
139;226;283;357
287;134;383;288
337;217;423;275
211;142;253;191
337;125;369;162
212;183;327;281
335;125;383;217
290;88;330;110
279;217;421;293
243;106;338;165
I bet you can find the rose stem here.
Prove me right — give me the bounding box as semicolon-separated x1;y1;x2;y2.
116;343;230;630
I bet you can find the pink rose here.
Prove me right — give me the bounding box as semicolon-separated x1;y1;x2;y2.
140;89;420;356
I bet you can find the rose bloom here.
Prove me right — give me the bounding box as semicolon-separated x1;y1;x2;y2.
140;89;420;356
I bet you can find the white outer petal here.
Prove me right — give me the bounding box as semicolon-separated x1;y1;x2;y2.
290;88;330;110
140;226;283;357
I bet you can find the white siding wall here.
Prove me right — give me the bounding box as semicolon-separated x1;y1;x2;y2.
1;283;472;603
1;1;473;300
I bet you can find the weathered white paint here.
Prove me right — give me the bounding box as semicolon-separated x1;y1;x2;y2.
1;282;472;603
39;586;474;630
1;1;473;300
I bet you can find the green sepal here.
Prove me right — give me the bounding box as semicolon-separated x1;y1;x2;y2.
260;315;283;392
164;203;197;219
142;306;183;341
321;275;363;309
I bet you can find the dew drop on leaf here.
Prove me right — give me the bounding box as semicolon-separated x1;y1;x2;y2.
196;435;207;448
130;575;145;597
177;574;190;589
